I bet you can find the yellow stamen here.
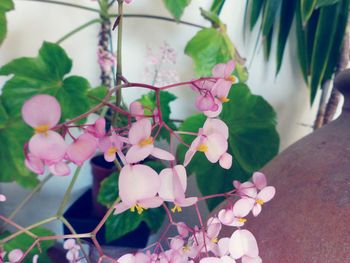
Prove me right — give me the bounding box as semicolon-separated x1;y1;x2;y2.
220;97;230;103
238;218;247;223
197;144;208;152
183;246;190;253
139;136;153;147
34;124;49;134
226;75;236;83
107;147;118;156
256;199;264;205
130;204;146;214
171;205;182;213
211;237;218;244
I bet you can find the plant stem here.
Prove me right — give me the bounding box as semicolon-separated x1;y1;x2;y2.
56;19;102;44
56;166;82;216
15;0;101;13
6;173;54;223
115;0;123;106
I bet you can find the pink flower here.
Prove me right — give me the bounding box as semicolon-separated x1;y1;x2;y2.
211;60;236;103
200;256;236;263
129;101;145;120
229;229;259;260
97;46;116;75
25;152;45;175
0;194;6;202
48;161;70;176
184;118;230;168
248;186;275;217
21;95;67;165
125;119;174;163
218;198;253;227
158;165;197;212
99;133;124;162
63;239;81;263
86;117;106;138
67;133;98;165
114;164;163;214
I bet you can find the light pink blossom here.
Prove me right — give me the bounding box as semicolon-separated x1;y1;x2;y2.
229;229;259;260
67;133;98;165
86;117;106;138
99;133;124;162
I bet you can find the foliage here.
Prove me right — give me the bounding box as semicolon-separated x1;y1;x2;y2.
0;0;14;45
177;83;279;210
245;0;349;104
162;0;191;21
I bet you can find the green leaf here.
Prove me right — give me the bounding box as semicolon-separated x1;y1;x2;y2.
162;0;191;21
98;172;119;208
316;0;340;7
261;0;281;36
185;28;233;77
1;227;54;263
0;0;14;45
263;27;274;60
87;86;109;107
276;0;297;74
177;83;279;210
310;3;341;104
210;0;226;15
0;42;90;120
0;98;38;187
249;0;264;30
200;8;222;27
139;91;177;142
301;0;317;24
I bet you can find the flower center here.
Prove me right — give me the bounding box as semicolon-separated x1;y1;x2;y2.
107;147;118;156
197;144;208;152
211;237;219;244
182;246;190;253
238;218;247;223
139;136;153;147
226;75;236;83
171;204;182;213
34;124;49;134
219;97;230;103
256;199;264;205
130;204;146;214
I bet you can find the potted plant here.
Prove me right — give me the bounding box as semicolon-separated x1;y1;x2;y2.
0;0;281;262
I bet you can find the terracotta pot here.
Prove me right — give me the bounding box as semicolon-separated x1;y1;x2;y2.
219;70;350;262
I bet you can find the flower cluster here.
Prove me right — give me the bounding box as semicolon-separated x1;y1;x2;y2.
17;60;275;262
63;239;82;263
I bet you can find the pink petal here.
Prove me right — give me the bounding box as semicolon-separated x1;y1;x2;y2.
252;204;262;217
159;165;187;202
138;196;163;208
252;172;267;190
48;162;70;176
177;197;198;207
32;254;39;263
128;118;152;145
218;209;235;226
21;94;61;128
219;152;232;169
212;79;232;99
242;256;262;263
151;147;175;161
25;153;45;174
130;101;145;120
29;131;67;163
176;222;189;237
104;151;116;162
0;194;6;202
118;164;160;205
170;237;185;250
203;118;229;139
221;255;236;263
257;186;276;202
204;99;222;118
86;117;106;138
8;249;23;262
117;254;136;263
98;136;112;152
207;218;222;239
224;60;236;77
233;198;254;217
237;182;257;198
205;134;228;163
218;237;230;256
229;229;259;260
212;63;227;78
195;94;216;111
200;257;222;263
125;144;153;164
63;239;76;250
66;133;97;166
184;149;196;167
114;202;130;215
233;180;241;189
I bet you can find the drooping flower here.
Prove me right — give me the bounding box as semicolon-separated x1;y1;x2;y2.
129;101;145;120
158;165;197;212
66;133;98;165
48;161;70;176
86;117;106;138
211;60;237;103
248;186;276;217
114;164;163;214
125;118;174;163
63;239;82;263
229;229;259;260
98;133;124;162
218;198;253;227
21;95;67;165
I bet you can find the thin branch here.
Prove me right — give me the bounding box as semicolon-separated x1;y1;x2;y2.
15;0;101;13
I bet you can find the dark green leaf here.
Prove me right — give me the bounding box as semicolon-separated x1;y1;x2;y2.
263;27;274;60
87;86;109;107
210;0;226;15
316;0;339;8
261;0;281;36
1;227;54;263
162;0;191;21
177;83;279;210
0;42;90;120
249;0;264;30
0;0;14;45
310;3;341;104
98;172;119;208
276;0;297;74
301;0;317;24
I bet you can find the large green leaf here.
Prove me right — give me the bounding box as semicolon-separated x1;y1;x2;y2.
310;3;341;104
98;161;166;242
276;0;297;74
0;42;90;120
261;0;281;36
0;0;14;45
0;98;38;187
249;0;264;30
1;227;55;263
301;0;317;24
210;0;226;15
316;0;340;8
177;83;279;210
162;0;191;21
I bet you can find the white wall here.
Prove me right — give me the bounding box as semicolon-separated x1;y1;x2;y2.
0;0;319;235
